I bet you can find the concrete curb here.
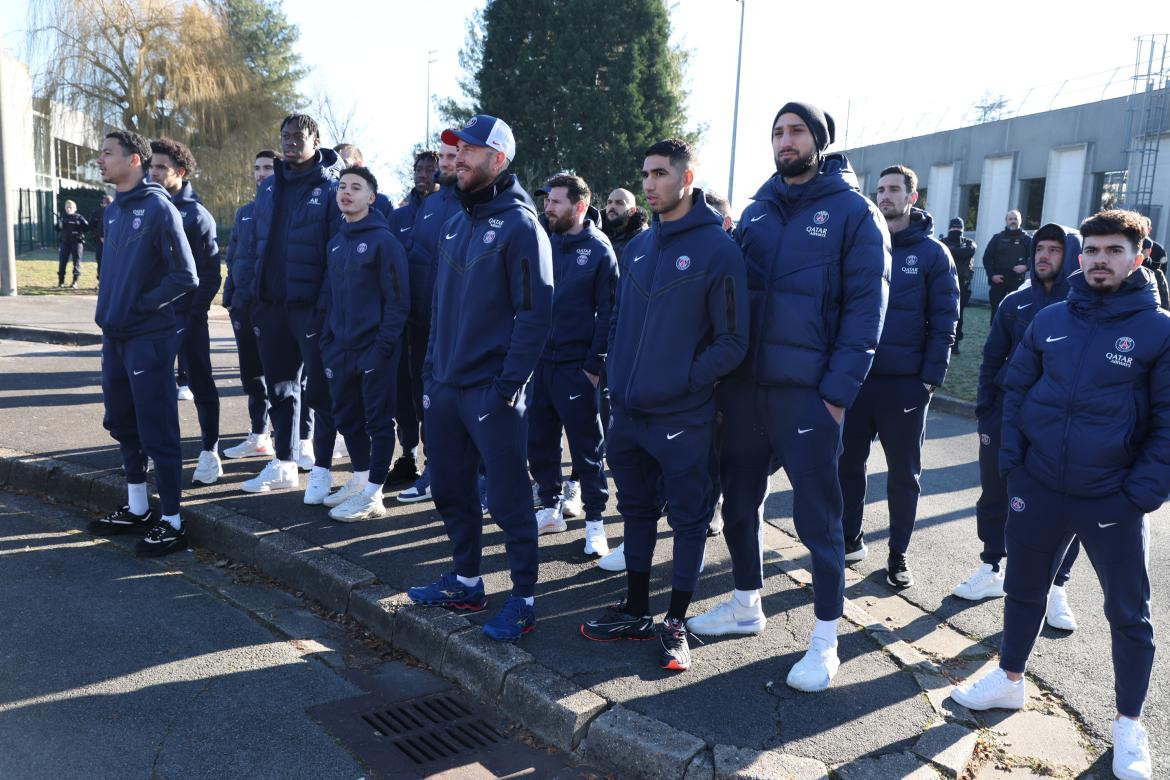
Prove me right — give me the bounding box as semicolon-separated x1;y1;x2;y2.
931;392;976;419
0;324;102;346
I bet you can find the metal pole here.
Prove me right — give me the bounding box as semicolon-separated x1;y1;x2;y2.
426;49;438;144
727;0;745;208
0;54;17;296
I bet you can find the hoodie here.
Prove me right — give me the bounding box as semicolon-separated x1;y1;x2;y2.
870;208;959;385
606;189;748;420
249;147;344;305
94;178;198;339
1001;266;1170;512
319;208;410;363
732;153;891;408
169;182;220;312
976;224;1079;417
404;184;461;322
222;183;263;310
423;173;553;402
542;220;618;374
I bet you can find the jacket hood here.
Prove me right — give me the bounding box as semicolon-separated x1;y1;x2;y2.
891;208;934;248
171;181;201;206
340;207;390;237
276;147;343;185
606;208;648;238
1067;265;1160;318
752;152;859;208
456;173;538;220
649;188;725;242
1030;223;1082;283
114;177;169;207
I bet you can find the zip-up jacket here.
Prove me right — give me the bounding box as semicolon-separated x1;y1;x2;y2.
319;209;410;362
871;209;959;386
170;182;220;312
983;227;1032;288
542;220;618;375
94;178;198;339
56;212;89;244
405;184;461;321
249;147;343;305
423;173;553;402
1001;267;1170;512
222;196;258;310
390;188;427;245
976;224;1079;417
733;154;891;408
607;189;748;419
940;230;976;283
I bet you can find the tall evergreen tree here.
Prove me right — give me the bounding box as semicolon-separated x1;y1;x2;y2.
441;0;692;199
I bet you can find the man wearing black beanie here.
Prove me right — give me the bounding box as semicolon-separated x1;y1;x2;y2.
941;217;977;352
686;102;891;693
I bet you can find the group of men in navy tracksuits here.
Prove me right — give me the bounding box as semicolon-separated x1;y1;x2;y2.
88;103;1166;778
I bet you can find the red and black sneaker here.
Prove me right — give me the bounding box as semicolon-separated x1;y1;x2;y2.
658;617;692;672
580;601;655;642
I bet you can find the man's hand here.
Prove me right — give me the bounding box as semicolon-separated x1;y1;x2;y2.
584;370;599;389
823;399;844;425
991;274;1005;284
1011;264;1027;274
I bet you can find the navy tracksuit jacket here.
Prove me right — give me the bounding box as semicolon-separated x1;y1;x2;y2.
976;224;1081;575
320;209;410;484
387;189;428;452
223;196;268;435
247;148;343;465
95;178;198;516
170;182;221;451
720;155;890;619
606;190;748;593
839;208;959;555
998;267;1170;716
528;220;617;518
422;174;553;598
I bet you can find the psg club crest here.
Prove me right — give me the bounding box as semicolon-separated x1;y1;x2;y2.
357;242;368;254
813;210;830;225
1010;496;1025;512
577;255;588;266
675;255;691;271
422;394;431;410
324;368;334;379
132;217;141;229
1115;336;1135;352
906;255;918;266
483;230;496;244
980;433;990;446
312;187;322;197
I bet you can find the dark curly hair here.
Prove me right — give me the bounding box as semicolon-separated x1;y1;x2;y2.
149;137;197;174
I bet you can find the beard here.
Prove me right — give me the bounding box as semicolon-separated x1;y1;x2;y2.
438;172;457;187
457;158;495;191
548;213;575;234
606;210;629;230
776;148;818;178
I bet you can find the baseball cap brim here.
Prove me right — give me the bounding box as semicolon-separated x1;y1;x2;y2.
441;127;479;148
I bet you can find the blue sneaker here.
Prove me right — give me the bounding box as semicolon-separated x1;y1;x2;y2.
397;468;432;503
477;473;489;515
407;572;488;612
483;596;536;641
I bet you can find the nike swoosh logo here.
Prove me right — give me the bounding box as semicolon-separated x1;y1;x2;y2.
331;246;340;252
569;394;582;400
751;214;765;222
133;369;145;376
1016;302;1032;309
364;368;375;374
176;328;185;335
306;332;318;338
634;254;646;262
903;407;918;413
797;427;814;434
399;227;410;232
666;430;684;440
478;413;491;421
107;218;116;224
1046;336;1068;343
423;213;434;220
242;217;252;221
1098;521;1119;529
445;232;458;240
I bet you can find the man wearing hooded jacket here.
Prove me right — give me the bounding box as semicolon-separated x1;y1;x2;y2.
941;217;976;352
686;102;890;694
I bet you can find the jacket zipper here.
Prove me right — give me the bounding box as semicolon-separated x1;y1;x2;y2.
623;240;661;408
1057;320;1094;484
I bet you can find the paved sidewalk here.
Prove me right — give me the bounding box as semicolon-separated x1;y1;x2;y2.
0;296;1163;778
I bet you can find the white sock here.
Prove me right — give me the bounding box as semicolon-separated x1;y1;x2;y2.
363;482;381;497
733;588;760;608
353;470;370;484
128;482;149;515
310;465;329;479
162;513;181;530
812;618;839;646
456;575;481;587
522;596;534;606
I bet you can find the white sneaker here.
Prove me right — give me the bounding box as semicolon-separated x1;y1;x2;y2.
687;594;766;636
223;432;275;459
177;385;194;401
1112;717;1152;780
241;459;298;493
953;563;1006;600
1046;585;1077;631
707;495;725;536
324;473;364;508
303;469;333;505
598;541;626;572
562;480;583;518
583;519;609;556
537;503;567;534
191;449;223;486
786;635;840;692
333;436;348;460
329;489;386;522
950;667;1026;711
296;439;315;471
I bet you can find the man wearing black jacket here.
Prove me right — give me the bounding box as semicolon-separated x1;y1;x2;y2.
984;210;1031;318
90;194;112;281
940;217;976;352
55;200;89;288
603;188;648;261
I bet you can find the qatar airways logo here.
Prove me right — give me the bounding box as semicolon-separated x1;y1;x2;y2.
807;210;830;238
902;254;919;275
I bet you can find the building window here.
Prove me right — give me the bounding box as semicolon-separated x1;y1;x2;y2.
33;115;52;191
960;184;980;231
53;138;100;184
1092;171;1127;211
1019;178;1045;230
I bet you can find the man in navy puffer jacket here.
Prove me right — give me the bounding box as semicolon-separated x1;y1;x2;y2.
243;114;344;501
952;210;1170;779
406;115;553;644
838;165;958;590
687;103;890;694
580;138;748;674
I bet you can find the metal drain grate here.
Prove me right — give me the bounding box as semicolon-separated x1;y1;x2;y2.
360;693;503;766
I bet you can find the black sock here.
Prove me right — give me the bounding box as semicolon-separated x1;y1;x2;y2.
625;570;651;616
666;589;693;622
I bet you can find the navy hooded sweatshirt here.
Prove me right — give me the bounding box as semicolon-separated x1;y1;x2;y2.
94;178;198;339
1000;266;1170;512
169;182;219;312
606;189;749;419
249;147;343;306
405;184;461;321
871;208;959;386
975;224;1080;418
542;220;618;375
423;173;553;402
222;189;260;310
733;153;891;408
319;209;410;361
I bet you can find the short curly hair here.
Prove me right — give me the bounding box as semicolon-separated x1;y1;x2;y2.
149;137;197;174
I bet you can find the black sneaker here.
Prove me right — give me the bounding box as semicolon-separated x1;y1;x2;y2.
887;553;914;589
385;454;420;487
658;617;692;671
580;601;655;642
844;533;868;563
135;519;187;557
88;506;155;536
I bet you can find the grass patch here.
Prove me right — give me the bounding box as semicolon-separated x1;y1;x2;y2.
14;250;223;306
943;303;991;402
